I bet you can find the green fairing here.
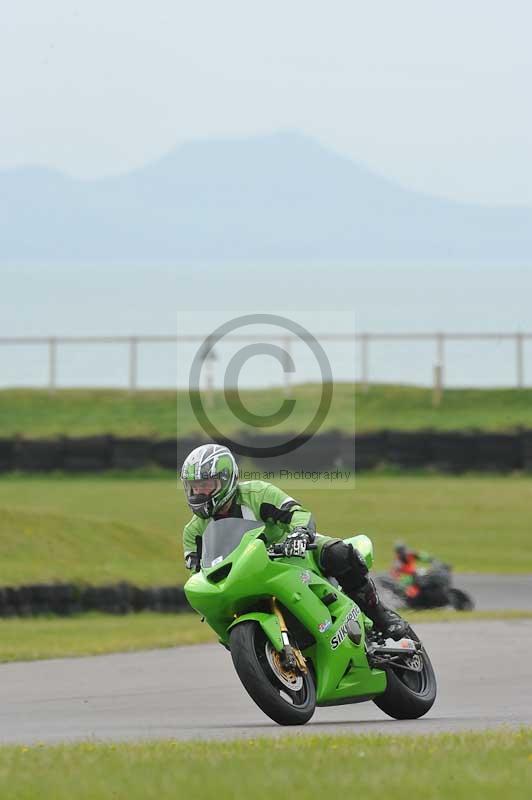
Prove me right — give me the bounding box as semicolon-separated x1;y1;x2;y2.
185;524;387;707
227;612;284;652
344;533;374;569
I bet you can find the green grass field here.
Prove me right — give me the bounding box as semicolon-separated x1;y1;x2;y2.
0;474;530;587
0;729;530;800
0;506;175;586
0;612;215;662
2;610;531;664
2;384;532;436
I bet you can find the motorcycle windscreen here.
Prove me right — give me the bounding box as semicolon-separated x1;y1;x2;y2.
200;518;264;568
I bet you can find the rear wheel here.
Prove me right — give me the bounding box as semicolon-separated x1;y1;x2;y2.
373;625;437;720
229;621;316;726
449;588;474;611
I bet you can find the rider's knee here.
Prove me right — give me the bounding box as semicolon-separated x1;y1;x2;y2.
320;539;368;592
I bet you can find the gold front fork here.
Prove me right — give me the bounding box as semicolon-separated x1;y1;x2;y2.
270;597;307;673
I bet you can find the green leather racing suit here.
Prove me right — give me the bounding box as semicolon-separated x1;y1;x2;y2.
183;479;315;564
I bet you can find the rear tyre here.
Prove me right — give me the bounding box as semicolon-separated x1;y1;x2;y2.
449;588;474;611
375;578;404;611
373;625;437;720
229;621;316;726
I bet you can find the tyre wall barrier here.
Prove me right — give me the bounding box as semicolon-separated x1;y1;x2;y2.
111;437;152;470
62;436;113;472
0;439;15;471
0;432;531;473
0;582;189;618
14;439;65;471
522;431;532;472
430;432;477;472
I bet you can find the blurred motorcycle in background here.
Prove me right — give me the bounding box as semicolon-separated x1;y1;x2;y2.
377;542;475;612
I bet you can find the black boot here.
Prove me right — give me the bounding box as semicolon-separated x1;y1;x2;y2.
353;577;409;640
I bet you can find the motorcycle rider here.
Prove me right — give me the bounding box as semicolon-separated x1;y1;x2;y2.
392;542;434;581
181;443;408;640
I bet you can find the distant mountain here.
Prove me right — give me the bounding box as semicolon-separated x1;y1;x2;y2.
1;132;531;263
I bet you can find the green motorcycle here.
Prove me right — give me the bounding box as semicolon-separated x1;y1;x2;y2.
185;518;437;726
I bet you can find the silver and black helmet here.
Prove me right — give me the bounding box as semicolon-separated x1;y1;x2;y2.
180;443;239;519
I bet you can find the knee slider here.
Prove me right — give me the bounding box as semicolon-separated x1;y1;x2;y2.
320;539;349;575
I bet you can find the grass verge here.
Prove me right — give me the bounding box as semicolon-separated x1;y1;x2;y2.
3;384;532;436
0;506;176;586
0;729;530;800
1;610;531;664
0;474;531;584
0;612;216;663
402;609;532;623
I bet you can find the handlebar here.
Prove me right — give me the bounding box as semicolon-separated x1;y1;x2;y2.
268;541;318;558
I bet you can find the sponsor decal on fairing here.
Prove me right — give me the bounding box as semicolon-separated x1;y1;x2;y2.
330;605;362;650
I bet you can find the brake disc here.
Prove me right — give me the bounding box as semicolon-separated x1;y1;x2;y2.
265;642;304;691
401;653;423;672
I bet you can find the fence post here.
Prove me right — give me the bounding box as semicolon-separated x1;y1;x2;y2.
436;332;445;386
430;332;445;407
129;337;138;392
433;363;443;407
361;334;369;392
516;332;524;388
202;336;217;408
283;335;292;397
48;337;57;391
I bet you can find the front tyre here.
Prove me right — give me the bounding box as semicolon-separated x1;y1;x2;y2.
373;625;437;720
229;621;316;726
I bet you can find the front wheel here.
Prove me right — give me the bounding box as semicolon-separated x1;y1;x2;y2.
373;625;437;720
229;621;316;726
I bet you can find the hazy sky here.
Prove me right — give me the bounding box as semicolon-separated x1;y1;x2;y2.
1;1;531;205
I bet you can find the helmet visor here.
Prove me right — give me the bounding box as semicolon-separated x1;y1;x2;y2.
184;477;221;500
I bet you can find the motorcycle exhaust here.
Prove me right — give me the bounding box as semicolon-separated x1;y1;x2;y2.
367;637;419;657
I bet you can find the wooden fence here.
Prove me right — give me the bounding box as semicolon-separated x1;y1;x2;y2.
0;332;530;392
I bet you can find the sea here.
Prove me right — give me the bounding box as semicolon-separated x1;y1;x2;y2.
2;261;532;389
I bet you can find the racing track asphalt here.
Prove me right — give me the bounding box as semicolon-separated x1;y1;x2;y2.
449;574;532;610
1;620;530;745
375;573;532;611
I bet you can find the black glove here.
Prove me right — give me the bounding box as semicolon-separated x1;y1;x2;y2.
293;525;315;541
283;527;313;558
185;552;200;572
